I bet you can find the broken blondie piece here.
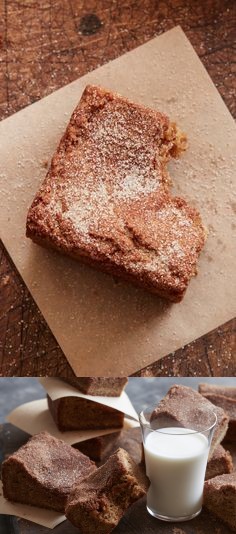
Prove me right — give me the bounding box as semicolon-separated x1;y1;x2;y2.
204;473;236;531
2;431;96;512
26;85;206;302
76;427;143;464
205;444;233;480
47;394;124;431
61;377;128;396
66;447;148;533
199;383;236;442
150;385;229;458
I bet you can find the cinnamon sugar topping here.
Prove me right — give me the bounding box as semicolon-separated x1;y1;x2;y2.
26;85;205;302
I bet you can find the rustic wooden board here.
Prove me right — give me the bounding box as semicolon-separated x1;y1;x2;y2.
0;0;235;377
0;423;235;533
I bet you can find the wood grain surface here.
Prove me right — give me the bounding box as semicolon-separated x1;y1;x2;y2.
0;0;235;377
0;423;235;533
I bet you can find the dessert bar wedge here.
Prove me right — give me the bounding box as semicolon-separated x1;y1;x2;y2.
2;431;96;512
76;427;143;464
199;383;236;400
205;444;233;480
100;427;143;466
61;377;128;396
47;394;124;431
199;383;236;442
204;473;236;531
26;85;205;302
66;447;148;534
75;431;122;462
150;385;229;458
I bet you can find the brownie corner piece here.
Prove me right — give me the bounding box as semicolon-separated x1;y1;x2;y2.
66;447;148;534
204;473;236;531
26;84;205;301
2;431;96;512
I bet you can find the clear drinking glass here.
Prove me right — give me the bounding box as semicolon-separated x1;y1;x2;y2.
139;405;217;522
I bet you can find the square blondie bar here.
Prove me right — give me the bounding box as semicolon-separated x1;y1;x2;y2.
26;85;205;301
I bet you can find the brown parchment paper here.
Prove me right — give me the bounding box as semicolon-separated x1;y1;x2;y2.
0;481;66;529
0;27;235;376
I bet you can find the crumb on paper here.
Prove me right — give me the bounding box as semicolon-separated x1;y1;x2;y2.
42;159;49;169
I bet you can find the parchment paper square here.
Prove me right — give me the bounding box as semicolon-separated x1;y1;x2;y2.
0;27;235;376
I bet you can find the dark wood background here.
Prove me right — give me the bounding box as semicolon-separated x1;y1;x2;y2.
0;0;235;377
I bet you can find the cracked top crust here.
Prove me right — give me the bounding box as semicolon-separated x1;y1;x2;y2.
26;85;205;301
150;385;229;457
2;431;96;496
66;447;148;532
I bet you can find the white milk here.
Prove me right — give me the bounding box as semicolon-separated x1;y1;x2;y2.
144;427;209;518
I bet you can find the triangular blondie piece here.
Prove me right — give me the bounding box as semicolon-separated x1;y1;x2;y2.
150;385;229;458
2;431;96;512
66;447;148;533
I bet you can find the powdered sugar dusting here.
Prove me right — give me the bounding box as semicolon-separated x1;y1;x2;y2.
47;96;165;238
157;206;191;227
125;205;201;279
30;87;204;296
114;165;160;200
66;179;111;234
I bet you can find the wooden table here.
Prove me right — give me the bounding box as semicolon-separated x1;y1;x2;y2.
0;0;235;377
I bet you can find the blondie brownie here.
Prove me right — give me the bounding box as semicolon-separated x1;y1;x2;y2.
150;385;229;458
66;447;148;533
205;444;233;480
204;473;236;531
76;427;143;464
47;394;124;431
199;383;236;442
61;377;128;396
26;85;206;302
2;431;96;512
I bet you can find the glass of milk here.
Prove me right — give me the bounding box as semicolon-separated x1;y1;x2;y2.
139;406;217;522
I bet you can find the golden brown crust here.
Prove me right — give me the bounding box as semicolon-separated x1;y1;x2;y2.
2;431;96;512
61;377;128;396
65;447;148;534
26;85;205;301
199;384;236;400
199;383;236;443
75;427;143;464
150;385;229;458
205;444;233;480
204;473;236;531
75;431;121;462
